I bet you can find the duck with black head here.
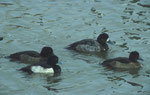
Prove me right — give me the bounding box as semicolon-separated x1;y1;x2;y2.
7;46;54;64
19;55;61;75
101;51;143;69
66;33;113;53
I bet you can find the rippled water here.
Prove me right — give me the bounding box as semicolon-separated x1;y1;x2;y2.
0;0;150;95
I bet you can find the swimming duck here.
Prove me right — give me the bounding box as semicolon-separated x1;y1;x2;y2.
19;55;61;75
7;46;53;64
101;51;143;69
66;33;113;53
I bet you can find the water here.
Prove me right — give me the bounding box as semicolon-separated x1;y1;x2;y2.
0;0;150;95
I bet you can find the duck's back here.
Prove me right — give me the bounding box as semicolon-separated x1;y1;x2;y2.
102;57;140;69
9;51;40;60
102;57;130;65
19;54;47;64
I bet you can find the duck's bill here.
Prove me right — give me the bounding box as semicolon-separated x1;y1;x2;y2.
107;39;114;45
138;57;144;61
58;61;63;64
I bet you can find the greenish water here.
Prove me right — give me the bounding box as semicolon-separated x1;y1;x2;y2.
0;0;150;95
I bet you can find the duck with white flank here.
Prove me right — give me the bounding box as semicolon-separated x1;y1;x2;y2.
19;55;61;75
66;33;113;53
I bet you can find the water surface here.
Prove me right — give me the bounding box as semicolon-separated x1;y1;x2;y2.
0;0;150;95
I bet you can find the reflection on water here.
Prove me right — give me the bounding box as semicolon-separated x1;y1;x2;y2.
103;67;140;75
129;36;141;40
138;3;150;8
0;3;13;6
130;0;140;3
107;76;143;88
44;75;62;92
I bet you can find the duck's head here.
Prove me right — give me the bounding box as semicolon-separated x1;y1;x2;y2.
47;55;58;66
97;33;113;45
129;51;143;62
40;47;53;57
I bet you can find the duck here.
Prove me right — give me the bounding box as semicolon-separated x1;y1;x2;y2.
19;55;61;75
101;51;143;69
7;46;54;64
66;33;113;53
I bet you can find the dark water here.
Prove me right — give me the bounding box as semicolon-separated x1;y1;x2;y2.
0;0;150;95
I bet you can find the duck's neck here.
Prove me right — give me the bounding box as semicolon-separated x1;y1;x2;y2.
99;42;109;51
40;52;54;58
40;53;46;57
129;58;137;62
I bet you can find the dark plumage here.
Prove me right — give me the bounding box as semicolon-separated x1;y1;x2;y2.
66;33;113;53
20;55;61;75
7;46;54;64
101;51;143;69
0;37;3;41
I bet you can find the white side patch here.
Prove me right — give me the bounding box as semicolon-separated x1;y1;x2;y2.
31;66;54;73
76;45;100;52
